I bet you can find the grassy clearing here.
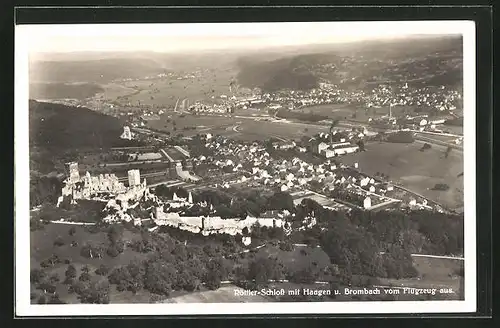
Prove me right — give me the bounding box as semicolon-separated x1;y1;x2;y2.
30;222;152;303
101;71;235;108
250;244;331;274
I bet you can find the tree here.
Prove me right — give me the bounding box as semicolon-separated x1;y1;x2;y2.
30;268;47;284
107;243;124;257
79;272;91;282
49;273;60;284
204;257;229;290
78;280;110;304
144;260;177;296
38;282;57;294
279;240;294;252
95;264;110;276
107;225;124;245
420;143;432;151
65;264;77;279
289;266;319;284
248;257;285;287
432;183;450;191
80;243;105;259
266;191;294;212
48;294;66;304
356;140;365;151
37;295;47;304
54;236;65;247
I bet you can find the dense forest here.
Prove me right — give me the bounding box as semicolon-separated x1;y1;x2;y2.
29;100;124;151
236;55;320;92
29;101;144;206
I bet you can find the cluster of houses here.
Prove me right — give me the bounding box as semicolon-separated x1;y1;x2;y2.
252;77;460;116
363;83;461;113
188;101;233;114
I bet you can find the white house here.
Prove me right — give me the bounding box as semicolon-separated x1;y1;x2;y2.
242;236;252;246
363;197;372;209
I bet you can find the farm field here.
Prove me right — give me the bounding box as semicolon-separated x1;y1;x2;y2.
95;83;137;101
338;142;464;210
94;69;236;108
302;103;425;123
378;256;463;300
443;125;464;135
414;132;462;143
146;113;330;142
296;103;356;120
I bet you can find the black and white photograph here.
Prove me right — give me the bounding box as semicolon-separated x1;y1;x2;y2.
15;20;476;316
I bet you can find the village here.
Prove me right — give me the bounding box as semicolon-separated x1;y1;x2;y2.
53;123;445;246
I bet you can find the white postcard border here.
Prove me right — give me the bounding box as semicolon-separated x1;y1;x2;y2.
15;20;477;316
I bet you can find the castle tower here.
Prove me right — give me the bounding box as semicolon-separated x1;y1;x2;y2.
65;162;80;183
127;169;141;187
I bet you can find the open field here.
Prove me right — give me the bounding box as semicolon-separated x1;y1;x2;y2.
301;103;427;124
412;256;463;282
297;103;356;119
251;244;332;274
95;69;236;108
338;142;463;209
147;113;330;141
414;132;462;143
379;256;463;298
31;202;107;224
95;82;137;101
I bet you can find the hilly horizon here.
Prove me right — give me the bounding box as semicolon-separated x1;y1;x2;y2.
28;34;463;93
236;35;463;92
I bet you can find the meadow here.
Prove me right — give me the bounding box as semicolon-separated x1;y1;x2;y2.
299;103;423;124
95;68;236;109
338;142;464;210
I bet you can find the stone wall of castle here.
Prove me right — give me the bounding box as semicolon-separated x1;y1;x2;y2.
154;207;284;236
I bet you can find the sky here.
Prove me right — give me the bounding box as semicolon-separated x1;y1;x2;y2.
17;21;470;54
